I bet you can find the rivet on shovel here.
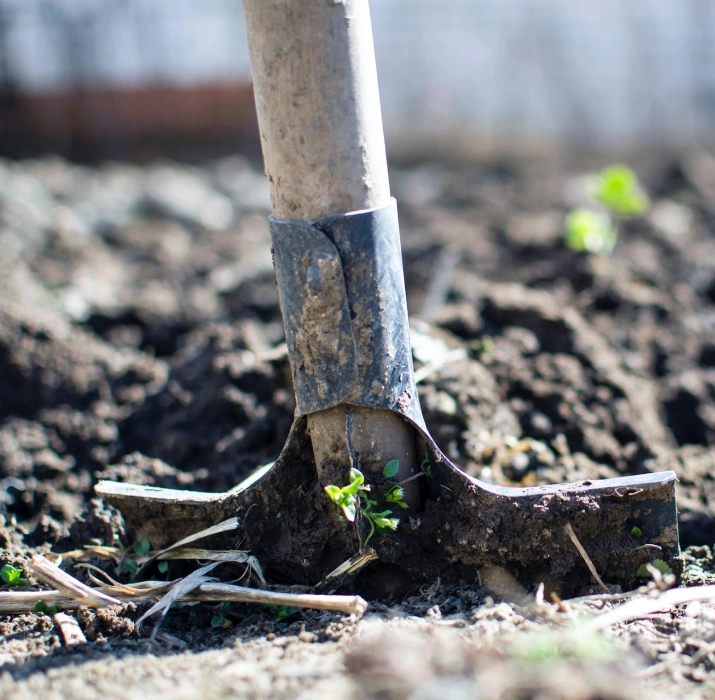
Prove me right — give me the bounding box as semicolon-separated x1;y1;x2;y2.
97;0;678;596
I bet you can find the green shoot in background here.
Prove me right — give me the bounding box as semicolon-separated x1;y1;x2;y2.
565;165;649;255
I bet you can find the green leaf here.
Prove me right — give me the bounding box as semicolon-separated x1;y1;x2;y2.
349;468;365;485
342;468;365;496
630;526;643;538
1;565;24;586
324;485;343;503
420;456;433;477
594;165;649;217
270;604;298;623
342;500;357;523
383;460;400;479
211;614;226;628
133;539;151;557
123;559;139;576
637;559;673;578
371;510;394;519
565;209;617;256
385;485;405;503
158;561;169;573
374;517;400;533
34;600;59;616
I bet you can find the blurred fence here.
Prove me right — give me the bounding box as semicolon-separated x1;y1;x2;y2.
1;0;714;159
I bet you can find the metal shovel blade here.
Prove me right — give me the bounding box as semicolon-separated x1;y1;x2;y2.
97;416;678;597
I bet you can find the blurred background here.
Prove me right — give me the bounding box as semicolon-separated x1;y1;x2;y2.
1;0;714;162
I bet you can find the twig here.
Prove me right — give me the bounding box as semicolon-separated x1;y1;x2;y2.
0;587;156;614
567;589;643;605
194;582;368;615
317;549;377;588
137;562;220;639
0;579;368;616
564;523;609;594
397;472;424;486
137;517;247;579
27;555;121;608
579;585;715;633
53;612;87;646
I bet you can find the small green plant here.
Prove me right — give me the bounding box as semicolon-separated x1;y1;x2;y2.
1;564;27;587
637;559;673;578
121;538;152;578
211;601;233;629
34;600;58;616
157;560;169;574
419;455;433;478
630;525;643;538
133;539;151;557
594;165;649;216
385;484;409;509
565;165;649;255
122;559;139;576
324;467;400;544
565;209;617;255
269;604;299;624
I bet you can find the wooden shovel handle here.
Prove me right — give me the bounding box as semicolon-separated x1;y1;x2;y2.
243;0;419;500
243;0;390;220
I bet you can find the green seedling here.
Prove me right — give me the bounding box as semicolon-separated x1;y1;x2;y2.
157;560;169;574
269;604;299;624
121;538;153;578
122;559;139;576
565;165;649;255
565;209;617;256
594;165;650;217
34;600;58;616
637;559;673;578
630;526;643;538
211;602;233;629
133;539;151;557
325;466;400;544
324;467;365;523
1;564;27;587
419;455;433;478
385;485;409;509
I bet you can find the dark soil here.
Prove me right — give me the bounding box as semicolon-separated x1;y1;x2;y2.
3;153;715;698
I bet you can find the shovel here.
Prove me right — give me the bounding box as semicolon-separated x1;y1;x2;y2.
98;0;678;596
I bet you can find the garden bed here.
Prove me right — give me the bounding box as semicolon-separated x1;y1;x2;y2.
1;153;715;698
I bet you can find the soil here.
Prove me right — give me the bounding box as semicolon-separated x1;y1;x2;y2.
3;153;715;697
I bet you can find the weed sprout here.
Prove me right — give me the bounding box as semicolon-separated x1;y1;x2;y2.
565;165;649;255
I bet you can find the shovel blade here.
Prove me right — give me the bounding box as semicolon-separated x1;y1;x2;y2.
97;420;679;597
